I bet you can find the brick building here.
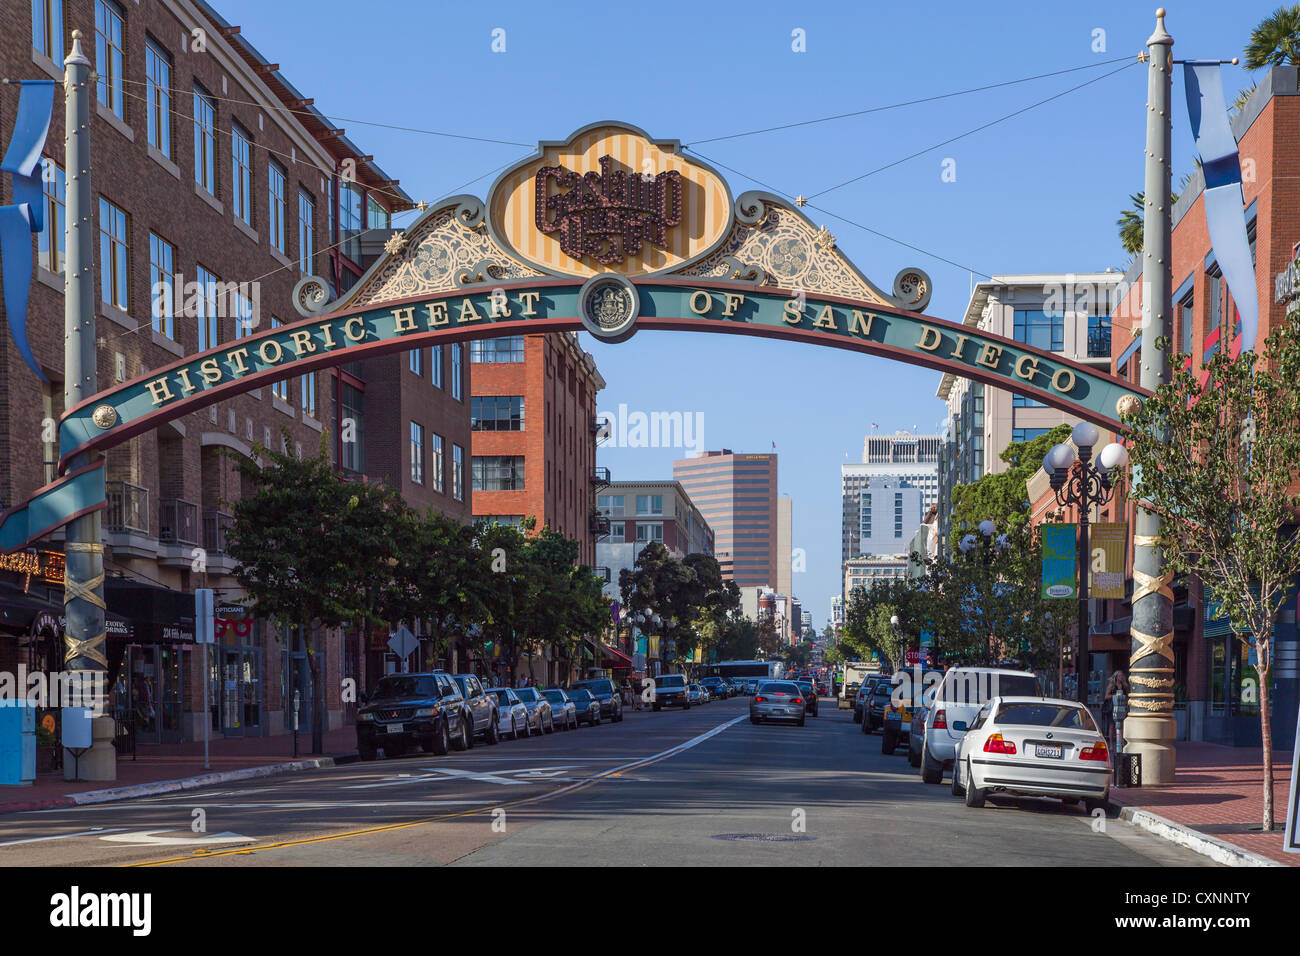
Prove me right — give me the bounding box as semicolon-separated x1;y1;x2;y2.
0;0;419;744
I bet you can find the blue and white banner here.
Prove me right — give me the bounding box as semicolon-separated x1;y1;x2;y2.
1183;61;1259;354
0;79;56;381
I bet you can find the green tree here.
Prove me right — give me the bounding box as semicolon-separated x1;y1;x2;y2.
392;510;486;668
1122;310;1300;831
1245;5;1300;68
475;520;534;680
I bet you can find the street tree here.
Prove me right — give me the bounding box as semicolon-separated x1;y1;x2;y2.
1121;310;1300;831
1244;4;1300;68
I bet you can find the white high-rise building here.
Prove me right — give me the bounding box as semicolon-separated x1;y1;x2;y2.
841;430;940;563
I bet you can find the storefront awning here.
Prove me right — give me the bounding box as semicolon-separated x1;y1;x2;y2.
105;579;194;643
600;643;633;667
0;582;59;634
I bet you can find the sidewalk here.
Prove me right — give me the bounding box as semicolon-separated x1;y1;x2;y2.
1110;742;1297;866
0;726;360;814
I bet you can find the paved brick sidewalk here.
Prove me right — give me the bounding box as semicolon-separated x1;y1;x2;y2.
0;726;359;813
1110;742;1297;865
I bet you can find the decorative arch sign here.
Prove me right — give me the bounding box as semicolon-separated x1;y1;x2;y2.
4;122;1147;553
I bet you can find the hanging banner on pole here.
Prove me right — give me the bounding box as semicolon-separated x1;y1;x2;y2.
1090;522;1129;599
1041;523;1077;599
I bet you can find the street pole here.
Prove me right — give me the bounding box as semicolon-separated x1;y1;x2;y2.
1128;7;1178;784
1076;450;1092;706
61;31;114;781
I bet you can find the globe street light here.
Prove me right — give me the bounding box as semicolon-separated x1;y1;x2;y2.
1048;427;1129;705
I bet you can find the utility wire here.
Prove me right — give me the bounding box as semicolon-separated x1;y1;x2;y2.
805;60;1139;199
685;55;1138;146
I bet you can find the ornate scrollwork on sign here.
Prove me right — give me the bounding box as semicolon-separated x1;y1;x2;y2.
344;197;545;308
292;276;334;318
673;193;891;305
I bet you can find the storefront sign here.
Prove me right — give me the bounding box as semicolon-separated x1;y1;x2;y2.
1041;523;1078;599
0;549;63;589
1090;522;1128;599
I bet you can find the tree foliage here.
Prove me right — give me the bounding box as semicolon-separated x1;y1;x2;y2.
1244;5;1300;68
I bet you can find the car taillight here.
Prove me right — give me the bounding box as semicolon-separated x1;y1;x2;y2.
932;709;947;729
1079;742;1109;761
790;698;802;704
754;696;766;702
982;733;1016;754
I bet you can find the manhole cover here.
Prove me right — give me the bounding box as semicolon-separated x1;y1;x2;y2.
710;833;817;843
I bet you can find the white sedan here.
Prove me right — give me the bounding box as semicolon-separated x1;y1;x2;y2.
487;687;531;740
951;696;1111;813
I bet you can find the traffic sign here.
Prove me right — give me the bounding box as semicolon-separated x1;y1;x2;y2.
388;625;418;661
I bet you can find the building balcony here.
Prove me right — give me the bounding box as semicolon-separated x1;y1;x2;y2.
593;566;612;584
159;498;200;546
591;466;611;490
590;513;611;537
105;481;149;535
203;510;235;555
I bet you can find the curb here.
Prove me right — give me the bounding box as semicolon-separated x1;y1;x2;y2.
1117;805;1284;867
0;752;359;815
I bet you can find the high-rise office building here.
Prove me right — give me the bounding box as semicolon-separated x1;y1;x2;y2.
674;450;777;587
841;431;940;563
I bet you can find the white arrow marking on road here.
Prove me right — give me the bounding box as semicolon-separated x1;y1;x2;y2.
0;828;128;847
343;766;581;789
100;830;257;847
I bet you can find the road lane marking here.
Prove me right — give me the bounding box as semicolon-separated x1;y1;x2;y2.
0;828;127;847
130;715;747;866
343;765;582;789
101;830;256;847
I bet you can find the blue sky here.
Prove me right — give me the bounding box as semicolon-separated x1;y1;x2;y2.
219;0;1274;626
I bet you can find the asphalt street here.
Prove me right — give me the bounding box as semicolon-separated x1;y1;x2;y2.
0;697;1214;866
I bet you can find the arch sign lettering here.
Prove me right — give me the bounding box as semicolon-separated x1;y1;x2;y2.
3;122;1147;553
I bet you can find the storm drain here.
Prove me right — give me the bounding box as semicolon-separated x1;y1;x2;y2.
710;833;817;843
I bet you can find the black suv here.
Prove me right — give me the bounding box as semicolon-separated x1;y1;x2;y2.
356;672;474;760
569;678;624;721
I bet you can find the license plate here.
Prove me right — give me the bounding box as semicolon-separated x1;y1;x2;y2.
383;723;404;734
1034;744;1063;759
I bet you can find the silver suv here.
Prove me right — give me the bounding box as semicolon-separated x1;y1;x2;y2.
916;667;1040;784
451;673;500;745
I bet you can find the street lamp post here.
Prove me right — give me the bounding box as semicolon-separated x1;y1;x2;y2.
1046;423;1130;707
959;520;1009;662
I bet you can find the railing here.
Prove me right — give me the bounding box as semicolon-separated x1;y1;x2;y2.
105;481;149;534
591;466;611;488
590;513;611;537
594;566;612;584
203;510;234;554
159;498;199;545
1086;327;1111;358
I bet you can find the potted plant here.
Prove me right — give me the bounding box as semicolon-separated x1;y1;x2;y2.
35;723;58;773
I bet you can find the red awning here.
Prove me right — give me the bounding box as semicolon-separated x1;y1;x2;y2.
599;643;633;667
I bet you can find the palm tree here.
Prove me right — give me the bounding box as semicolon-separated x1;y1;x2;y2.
1244;5;1300;68
1117;193;1146;257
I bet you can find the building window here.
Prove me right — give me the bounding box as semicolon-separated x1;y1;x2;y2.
193;85;216;194
98;197;129;311
32;0;65;62
196;265;219;351
269;319;289;400
410;422;424;485
1208;266;1223;338
409;348;422;376
1012;394;1047;408
149;233;175;339
431;434;445;493
1178;287;1194;355
636;495;664;515
1012;427;1051;444
95;1;124;120
430;345;443;388
636;522;664;543
144;39;171;158
470;336;525;363
232;123;253;225
452;445;464;501
470;395;524;431
609;521;626;539
298;190;314;273
1087;313;1111;358
472;456;524;491
36;161;66;274
300;372;316;417
1013;309;1064;352
233;290;254;339
268;161;287;253
598;495;625;516
367;196;389;228
341;383;365;472
451;343;463;400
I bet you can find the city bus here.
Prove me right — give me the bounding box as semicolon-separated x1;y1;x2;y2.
704;660;784;683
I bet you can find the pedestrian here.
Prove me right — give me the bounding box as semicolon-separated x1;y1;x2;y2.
631;673;644;711
1108;671;1129;751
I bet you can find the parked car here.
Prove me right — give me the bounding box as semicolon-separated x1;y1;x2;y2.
567;688;602;726
650;673;690;710
513;685;554;734
731;677;751;695
951;696;1111;813
541;688;578;730
853;675;883;724
687;683;706;705
862;678;894;734
793;680;819;717
749;680;806;726
882;673;929;755
915;667;1040;783
486;686;530;740
569;678;624;722
743;678;762;696
450;673;500;745
356;672;474;760
700;677;730;699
